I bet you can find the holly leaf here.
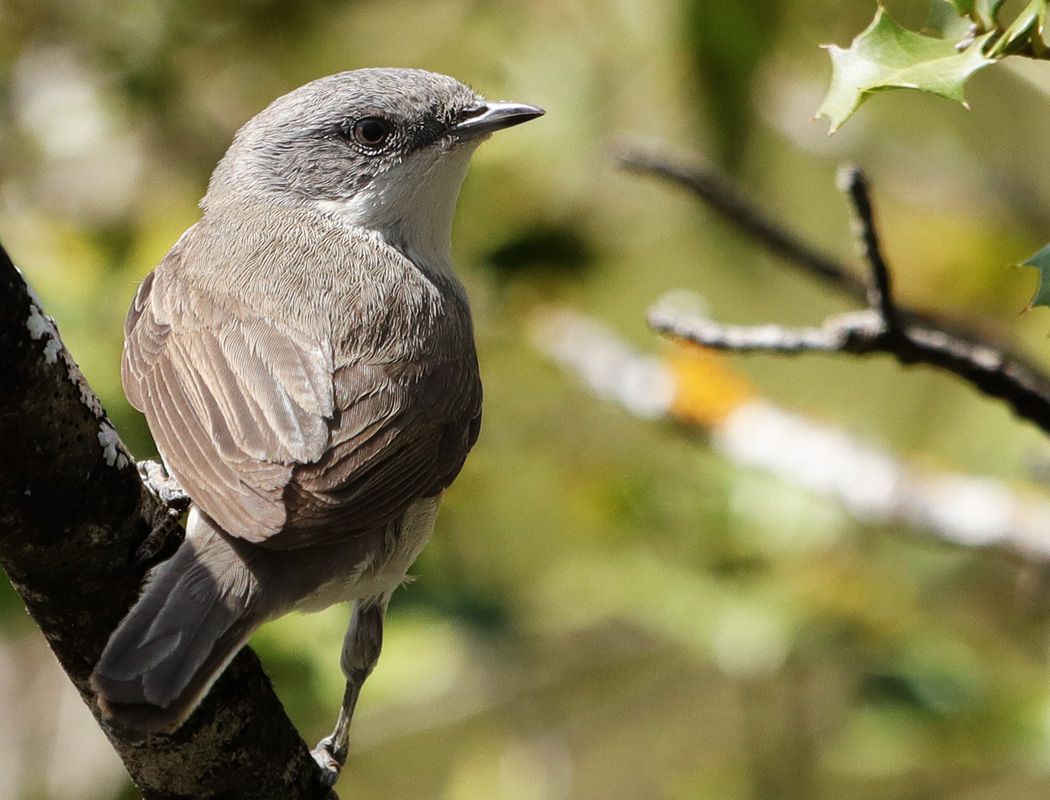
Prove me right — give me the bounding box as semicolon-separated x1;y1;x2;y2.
988;0;1047;57
817;9;996;134
948;0;1006;27
974;0;1008;27
929;0;979;40
1023;242;1050;310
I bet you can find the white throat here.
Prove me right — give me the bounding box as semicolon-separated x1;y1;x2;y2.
315;143;479;275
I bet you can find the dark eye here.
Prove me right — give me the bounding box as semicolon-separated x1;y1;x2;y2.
352;117;392;147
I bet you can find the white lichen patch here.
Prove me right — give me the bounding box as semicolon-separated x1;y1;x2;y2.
97;422;130;470
25;290;61;364
20;268;130;468
21;275;106;419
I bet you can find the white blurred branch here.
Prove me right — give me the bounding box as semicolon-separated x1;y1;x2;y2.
533;307;1050;560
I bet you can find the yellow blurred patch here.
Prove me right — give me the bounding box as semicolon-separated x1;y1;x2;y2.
665;342;757;427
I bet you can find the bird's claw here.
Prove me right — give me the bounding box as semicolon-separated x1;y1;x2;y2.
137;459;190;508
312;736;347;789
123;460;190;573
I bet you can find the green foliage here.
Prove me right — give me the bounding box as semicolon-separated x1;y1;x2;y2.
684;0;781;170
961;0;1007;28
821;0;1050;308
817;9;995;134
1023;242;1050;309
990;0;1049;57
818;1;1048;133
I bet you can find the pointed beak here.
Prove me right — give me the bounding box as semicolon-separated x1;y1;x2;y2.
450;101;545;140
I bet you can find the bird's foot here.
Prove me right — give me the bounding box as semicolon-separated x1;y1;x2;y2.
137;459;189;507
312;736;348;789
124;460;190;572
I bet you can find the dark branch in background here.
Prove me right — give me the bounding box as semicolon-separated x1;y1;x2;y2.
615;143;1050;437
0;242;331;800
614;143;869;300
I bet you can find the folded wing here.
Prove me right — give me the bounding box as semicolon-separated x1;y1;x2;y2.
123;228;481;549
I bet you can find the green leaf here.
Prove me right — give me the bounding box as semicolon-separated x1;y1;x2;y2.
929;0;979;40
975;0;1007;28
817;9;995;134
1023;242;1050;310
988;0;1047;57
947;0;1007;28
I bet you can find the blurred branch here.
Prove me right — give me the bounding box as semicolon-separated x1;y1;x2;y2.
0;241;330;800
615;143;1050;436
533;308;1050;561
614;142;868;299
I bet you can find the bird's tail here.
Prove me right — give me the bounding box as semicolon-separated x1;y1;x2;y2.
91;513;260;733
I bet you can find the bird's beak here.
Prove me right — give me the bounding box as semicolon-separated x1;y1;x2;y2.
450;101;545;140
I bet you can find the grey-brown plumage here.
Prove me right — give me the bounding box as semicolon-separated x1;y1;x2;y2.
90;68;542;779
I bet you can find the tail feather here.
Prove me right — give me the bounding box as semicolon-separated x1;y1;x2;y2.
92;519;260;732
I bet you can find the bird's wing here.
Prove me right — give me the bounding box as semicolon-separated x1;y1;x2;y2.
123;225;481;548
122;240;334;540
272;355;481;548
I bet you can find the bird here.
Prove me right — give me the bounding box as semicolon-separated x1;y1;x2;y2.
90;67;543;784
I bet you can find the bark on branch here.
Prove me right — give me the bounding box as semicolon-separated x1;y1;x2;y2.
0;241;330;799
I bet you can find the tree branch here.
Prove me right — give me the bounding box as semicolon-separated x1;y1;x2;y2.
0;241;330;799
615;144;1050;436
646;303;1050;421
614;142;869;300
838;165;898;330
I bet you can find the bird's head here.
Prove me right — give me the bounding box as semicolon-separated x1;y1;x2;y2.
205;68;543;270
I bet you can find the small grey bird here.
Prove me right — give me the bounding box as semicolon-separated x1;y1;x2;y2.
90;68;542;782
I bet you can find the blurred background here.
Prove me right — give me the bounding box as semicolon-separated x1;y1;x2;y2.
4;0;1050;797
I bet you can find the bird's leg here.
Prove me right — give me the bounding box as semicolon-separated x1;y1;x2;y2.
312;598;386;787
126;460;190;571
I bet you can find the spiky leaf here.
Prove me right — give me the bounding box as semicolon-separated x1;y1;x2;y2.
988;0;1047;57
817;9;995;134
1023;242;1050;310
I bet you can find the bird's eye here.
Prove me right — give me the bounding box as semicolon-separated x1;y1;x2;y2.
352;117;392;147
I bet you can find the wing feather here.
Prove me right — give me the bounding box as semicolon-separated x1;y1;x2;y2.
123;216;481;549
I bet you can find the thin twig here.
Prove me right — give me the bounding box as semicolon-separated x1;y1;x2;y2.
647;307;882;354
616;142;1050;436
648;301;1050;435
838;165;899;330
